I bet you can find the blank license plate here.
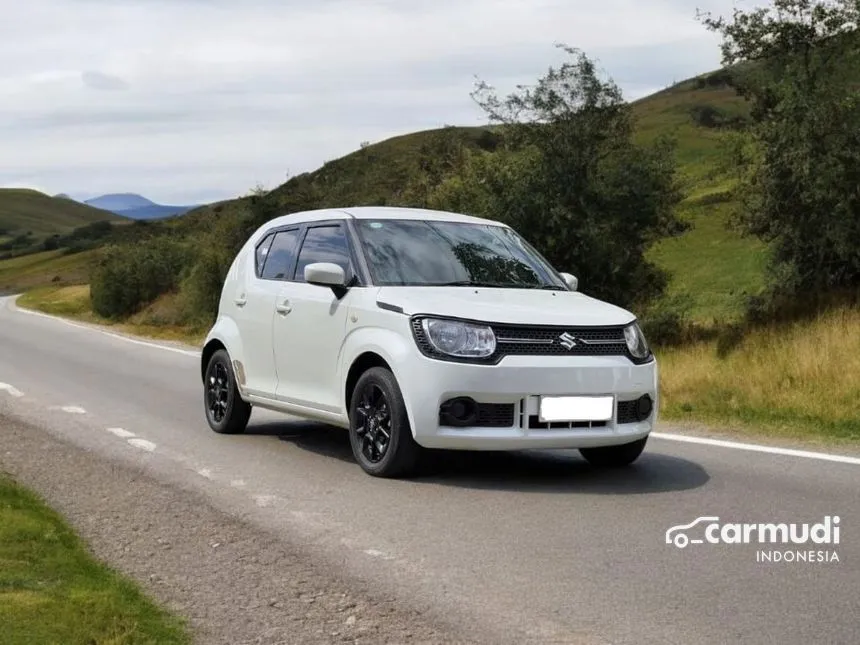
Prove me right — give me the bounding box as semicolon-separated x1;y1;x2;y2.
539;395;614;423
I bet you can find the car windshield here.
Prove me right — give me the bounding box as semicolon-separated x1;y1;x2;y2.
355;219;566;289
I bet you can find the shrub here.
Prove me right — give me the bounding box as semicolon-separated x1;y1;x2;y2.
640;293;695;347
90;238;191;319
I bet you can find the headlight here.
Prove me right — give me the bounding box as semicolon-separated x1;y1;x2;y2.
421;318;496;358
624;321;650;360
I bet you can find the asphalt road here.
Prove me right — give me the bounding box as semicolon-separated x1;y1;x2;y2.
1;295;858;645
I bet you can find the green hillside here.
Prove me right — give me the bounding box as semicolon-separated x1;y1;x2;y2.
4;68;762;322
3;67;766;325
0;189;127;243
175;68;760;323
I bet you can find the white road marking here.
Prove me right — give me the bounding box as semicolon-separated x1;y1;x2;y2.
12;300;200;358
197;468;213;479
0;382;24;397
127;438;156;452
253;494;277;507
230;479;246;488
652;432;860;466
106;427;136;439
51;405;86;414
363;549;393;560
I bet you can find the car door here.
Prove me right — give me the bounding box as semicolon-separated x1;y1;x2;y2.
272;222;356;413
238;227;301;397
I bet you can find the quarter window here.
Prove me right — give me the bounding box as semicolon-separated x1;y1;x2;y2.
255;233;275;276
260;229;301;280
294;225;353;283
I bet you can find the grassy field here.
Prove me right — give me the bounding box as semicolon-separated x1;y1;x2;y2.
0;189;126;240
658;307;860;443
0;249;99;294
0;474;189;645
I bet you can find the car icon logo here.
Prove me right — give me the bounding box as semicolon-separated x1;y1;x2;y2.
665;516;721;549
558;332;579;350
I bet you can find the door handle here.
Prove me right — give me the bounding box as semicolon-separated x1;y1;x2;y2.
275;299;292;315
234;297;247;307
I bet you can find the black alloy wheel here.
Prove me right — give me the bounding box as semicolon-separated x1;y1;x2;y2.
204;349;251;434
354;382;392;464
348;367;421;478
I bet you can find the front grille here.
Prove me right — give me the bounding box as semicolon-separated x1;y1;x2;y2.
492;323;627;357
528;416;608;430
617;398;654;424
411;317;638;364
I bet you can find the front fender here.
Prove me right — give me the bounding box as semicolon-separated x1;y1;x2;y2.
339;324;419;433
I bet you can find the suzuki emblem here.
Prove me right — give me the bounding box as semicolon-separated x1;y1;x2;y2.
558;332;579;350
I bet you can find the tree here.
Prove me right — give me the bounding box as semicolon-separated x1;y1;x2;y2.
699;0;860;318
428;44;684;309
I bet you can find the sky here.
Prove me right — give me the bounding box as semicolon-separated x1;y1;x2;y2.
0;0;739;205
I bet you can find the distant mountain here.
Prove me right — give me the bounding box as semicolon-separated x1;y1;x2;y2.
83;193;198;220
85;193;155;212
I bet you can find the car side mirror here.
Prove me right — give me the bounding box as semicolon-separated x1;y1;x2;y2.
559;272;578;291
304;262;349;298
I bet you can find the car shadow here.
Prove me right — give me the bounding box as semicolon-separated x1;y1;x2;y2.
244;419;710;495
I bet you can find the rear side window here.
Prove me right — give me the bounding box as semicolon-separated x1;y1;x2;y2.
260;229;301;280
294;225;353;283
255;233;275;276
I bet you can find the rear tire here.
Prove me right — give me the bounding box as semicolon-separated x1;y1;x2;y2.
579;436;648;468
348;367;421;478
204;349;251;434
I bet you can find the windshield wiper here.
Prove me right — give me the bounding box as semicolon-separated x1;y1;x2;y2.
431;280;516;288
431;280;565;289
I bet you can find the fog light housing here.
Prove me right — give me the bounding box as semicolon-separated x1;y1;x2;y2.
635;394;653;421
439;397;479;427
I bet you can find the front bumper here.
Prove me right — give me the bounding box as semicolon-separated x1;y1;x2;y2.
397;352;658;451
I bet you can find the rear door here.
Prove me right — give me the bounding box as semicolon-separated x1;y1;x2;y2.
238;226;301;397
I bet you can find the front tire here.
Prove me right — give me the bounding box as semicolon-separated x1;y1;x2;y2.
204;349;251;434
579;436;648;468
348;367;421;478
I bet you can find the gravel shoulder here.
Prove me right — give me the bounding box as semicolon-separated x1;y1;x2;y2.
0;415;476;645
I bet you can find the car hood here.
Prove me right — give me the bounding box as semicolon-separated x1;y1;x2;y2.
374;286;636;327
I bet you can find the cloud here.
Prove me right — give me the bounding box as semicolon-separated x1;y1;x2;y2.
0;0;735;204
82;70;130;91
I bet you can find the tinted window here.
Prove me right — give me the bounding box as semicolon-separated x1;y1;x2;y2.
294;225;353;283
260;229;300;280
255;233;275;276
355;219;564;289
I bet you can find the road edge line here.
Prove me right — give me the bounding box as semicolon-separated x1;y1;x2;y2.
7;295;200;358
651;432;860;465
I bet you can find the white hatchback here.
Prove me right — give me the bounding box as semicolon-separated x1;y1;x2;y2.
201;206;658;477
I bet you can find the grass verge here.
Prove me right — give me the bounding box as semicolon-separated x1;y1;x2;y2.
0;473;189;645
17;285;206;347
657;306;860;444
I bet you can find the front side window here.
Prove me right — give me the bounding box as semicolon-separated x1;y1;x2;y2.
294;225;353;283
355;219;565;289
260;229;300;280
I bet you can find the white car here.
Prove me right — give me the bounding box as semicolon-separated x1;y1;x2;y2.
201;206;658;478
